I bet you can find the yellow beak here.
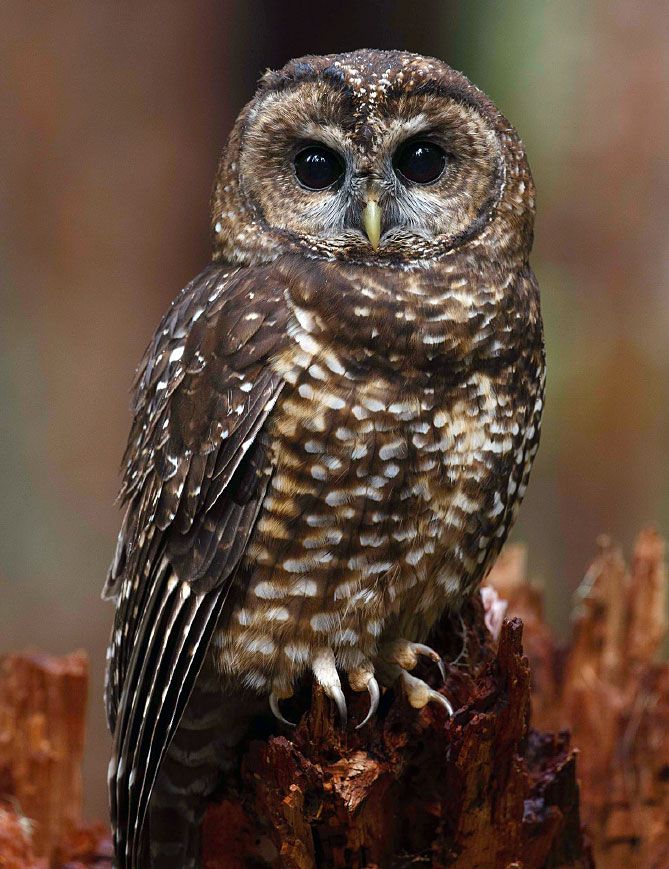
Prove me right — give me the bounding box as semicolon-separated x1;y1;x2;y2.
362;199;382;250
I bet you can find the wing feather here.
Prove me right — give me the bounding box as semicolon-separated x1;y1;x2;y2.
104;262;288;865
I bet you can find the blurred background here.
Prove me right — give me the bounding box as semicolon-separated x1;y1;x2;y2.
1;0;667;822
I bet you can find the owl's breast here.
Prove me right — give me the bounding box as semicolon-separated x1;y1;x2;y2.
214;316;542;693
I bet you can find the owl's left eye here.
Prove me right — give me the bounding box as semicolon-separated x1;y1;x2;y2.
294;145;344;191
393;140;447;185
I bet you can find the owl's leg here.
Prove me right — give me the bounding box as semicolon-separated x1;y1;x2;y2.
376;638;454;715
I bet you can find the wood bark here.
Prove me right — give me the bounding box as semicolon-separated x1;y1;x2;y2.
484;529;669;868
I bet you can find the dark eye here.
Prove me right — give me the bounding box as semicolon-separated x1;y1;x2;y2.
393;140;447;185
294;145;344;191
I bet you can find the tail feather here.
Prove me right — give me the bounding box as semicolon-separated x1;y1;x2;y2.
137;657;268;867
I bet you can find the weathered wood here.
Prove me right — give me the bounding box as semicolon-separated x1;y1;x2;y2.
203;604;592;868
0;651;88;863
0;651;112;867
487;529;669;868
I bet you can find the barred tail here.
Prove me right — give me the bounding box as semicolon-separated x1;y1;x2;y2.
135;658;267;867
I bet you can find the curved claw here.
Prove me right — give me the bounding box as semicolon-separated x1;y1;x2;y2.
429;688;454;717
355;676;380;729
270;691;296;727
329;684;348;728
412;642;446;682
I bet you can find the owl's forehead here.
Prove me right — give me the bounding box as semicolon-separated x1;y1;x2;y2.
256;50;488;150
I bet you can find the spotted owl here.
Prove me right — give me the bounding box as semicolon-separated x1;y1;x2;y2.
104;49;544;867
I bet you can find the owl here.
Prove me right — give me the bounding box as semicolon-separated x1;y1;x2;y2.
104;49;544;867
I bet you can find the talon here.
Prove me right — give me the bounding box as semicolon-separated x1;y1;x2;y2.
383;639;446;683
428;688;454;716
356;676;380;729
312;647;348;727
269;690;295;727
401;671;454;716
330;684;348;727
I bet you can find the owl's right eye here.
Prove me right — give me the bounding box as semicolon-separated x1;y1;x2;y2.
294;145;344;191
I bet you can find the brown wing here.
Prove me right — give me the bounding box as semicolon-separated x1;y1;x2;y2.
103;262;287;866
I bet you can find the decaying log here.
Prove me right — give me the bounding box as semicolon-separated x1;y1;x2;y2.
202;601;591;868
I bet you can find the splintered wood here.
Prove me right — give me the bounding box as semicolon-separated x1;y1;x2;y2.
486;528;668;868
203;605;591;868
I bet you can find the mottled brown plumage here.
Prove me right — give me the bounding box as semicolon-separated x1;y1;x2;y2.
104;49;544;867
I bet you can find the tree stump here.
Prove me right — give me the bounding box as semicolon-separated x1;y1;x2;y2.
0;651;111;867
202;602;591;868
483;529;669;868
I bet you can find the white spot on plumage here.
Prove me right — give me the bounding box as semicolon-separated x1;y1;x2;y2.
334;629;358;645
254;581;284;599
362;396;385;412
289;579;318;597
325;490;348;507
264;607;289;622
283;556;313;573
379;439;407;460
284;643;310;663
245;637;275;655
322;392;346;410
310;612;337;632
406;548;424;566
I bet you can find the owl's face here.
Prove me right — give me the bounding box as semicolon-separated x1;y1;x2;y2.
213;51;534;267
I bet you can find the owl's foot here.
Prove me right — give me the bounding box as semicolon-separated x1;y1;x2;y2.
269;649;380;729
377;638;454;716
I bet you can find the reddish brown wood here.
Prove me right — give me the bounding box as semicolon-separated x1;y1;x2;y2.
0;651;113;867
487;529;669;869
0;651;88;862
203;606;592;868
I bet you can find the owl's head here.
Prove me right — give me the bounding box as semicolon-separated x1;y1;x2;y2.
212;50;535;268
